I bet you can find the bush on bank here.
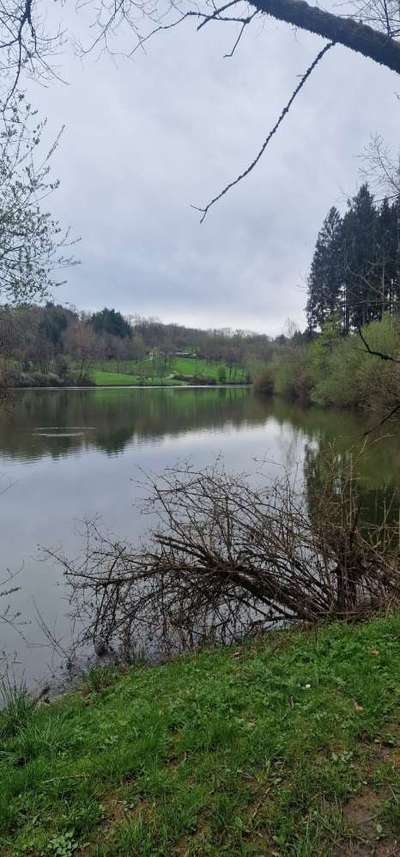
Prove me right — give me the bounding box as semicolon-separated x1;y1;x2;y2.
255;315;400;411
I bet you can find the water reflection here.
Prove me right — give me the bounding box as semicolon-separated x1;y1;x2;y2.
1;387;270;460
1;386;399;687
1;389;399;485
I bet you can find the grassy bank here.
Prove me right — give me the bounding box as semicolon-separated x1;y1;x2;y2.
89;357;248;387
90;370;184;387
5;357;249;389
2;617;400;855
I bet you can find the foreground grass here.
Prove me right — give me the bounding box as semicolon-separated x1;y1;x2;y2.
2;617;400;856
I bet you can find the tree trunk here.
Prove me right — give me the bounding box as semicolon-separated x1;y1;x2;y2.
250;0;400;75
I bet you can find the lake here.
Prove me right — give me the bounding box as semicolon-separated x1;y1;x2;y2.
1;386;399;690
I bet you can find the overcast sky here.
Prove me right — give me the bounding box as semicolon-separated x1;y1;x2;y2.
30;2;400;335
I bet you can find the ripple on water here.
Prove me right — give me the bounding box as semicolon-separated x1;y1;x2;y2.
31;426;96;438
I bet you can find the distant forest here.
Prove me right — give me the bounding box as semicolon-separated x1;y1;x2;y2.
0;304;277;386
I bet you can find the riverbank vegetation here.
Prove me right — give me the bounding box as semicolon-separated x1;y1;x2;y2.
255;182;400;414
2;615;400;855
256;314;400;412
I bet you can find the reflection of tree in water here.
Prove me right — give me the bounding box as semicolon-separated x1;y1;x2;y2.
3;388;400;509
0;388;270;461
304;441;400;534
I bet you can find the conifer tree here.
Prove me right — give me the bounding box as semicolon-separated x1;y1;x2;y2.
306;207;343;332
306;184;400;334
376;198;398;316
340;184;378;329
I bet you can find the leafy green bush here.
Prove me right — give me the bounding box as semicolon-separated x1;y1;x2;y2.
273;346;312;403
267;315;400;412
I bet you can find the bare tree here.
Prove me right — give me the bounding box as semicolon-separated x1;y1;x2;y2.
0;0;399;219
362;135;400;199
0;565;25;678
5;0;400;76
0;0;63;111
48;449;400;660
0;569;21;630
72;0;400;218
78;0;400;70
63;318;99;380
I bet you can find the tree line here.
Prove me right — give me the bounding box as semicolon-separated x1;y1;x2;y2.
0;303;275;385
306;184;400;333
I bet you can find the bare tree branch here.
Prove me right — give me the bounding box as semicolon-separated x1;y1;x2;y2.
361;135;400;197
79;0;400;72
250;0;400;72
358;326;400;362
363;401;400;435
47;452;400;661
0;0;64;109
223;11;259;57
193;40;335;222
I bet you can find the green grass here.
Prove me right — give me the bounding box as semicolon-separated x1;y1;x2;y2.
170;357;246;382
3;616;400;855
89;357;248;386
90;371;184;387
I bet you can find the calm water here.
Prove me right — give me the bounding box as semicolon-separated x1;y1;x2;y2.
1;386;399;689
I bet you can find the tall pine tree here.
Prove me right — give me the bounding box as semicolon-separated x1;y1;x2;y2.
341;184;378;329
306;207;343;332
306;185;400;333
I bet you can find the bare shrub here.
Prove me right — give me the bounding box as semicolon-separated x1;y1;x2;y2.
0;568;24;677
50;448;400;660
253;366;275;395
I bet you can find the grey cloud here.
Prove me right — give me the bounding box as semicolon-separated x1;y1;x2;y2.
33;6;400;334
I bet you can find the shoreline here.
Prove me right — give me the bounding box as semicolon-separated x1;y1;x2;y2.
11;382;253;391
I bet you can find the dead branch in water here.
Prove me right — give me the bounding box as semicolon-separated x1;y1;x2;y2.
48;449;400;659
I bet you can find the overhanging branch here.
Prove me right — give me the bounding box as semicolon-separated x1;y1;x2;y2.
358;326;400;362
250;0;400;74
194;40;335;222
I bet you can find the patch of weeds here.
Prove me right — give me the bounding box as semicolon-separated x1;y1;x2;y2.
0;676;35;738
382;791;400;836
44;830;78;857
83;666;120;695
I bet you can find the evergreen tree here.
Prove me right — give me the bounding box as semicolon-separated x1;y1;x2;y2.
89;308;132;339
375;197;398;316
340;184;378;330
306;207;343;332
392;195;400;311
306;185;399;333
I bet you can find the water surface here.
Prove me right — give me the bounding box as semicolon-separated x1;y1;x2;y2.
0;387;398;688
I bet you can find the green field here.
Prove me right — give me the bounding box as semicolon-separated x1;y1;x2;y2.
89;357;248;386
90;371;185;387
2;616;400;855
